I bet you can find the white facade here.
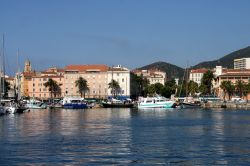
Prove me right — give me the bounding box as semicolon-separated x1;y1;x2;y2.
234;58;250;69
189;69;208;85
107;65;130;97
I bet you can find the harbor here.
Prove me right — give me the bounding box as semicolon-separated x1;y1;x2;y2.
1;108;250;165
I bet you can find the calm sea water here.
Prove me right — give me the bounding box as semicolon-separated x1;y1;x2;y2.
1;108;250;165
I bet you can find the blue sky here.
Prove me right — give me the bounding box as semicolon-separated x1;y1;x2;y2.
1;0;250;75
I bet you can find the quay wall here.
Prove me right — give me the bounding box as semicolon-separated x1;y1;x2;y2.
202;102;250;109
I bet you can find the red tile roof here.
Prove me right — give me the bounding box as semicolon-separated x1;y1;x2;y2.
190;69;209;73
65;64;109;72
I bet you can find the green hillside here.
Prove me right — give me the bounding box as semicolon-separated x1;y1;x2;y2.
138;61;184;80
192;46;250;69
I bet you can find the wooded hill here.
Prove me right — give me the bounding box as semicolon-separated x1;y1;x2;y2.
137;46;250;79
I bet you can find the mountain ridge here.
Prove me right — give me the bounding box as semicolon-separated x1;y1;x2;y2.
137;45;250;79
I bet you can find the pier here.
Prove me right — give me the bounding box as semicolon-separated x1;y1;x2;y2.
202;101;250;109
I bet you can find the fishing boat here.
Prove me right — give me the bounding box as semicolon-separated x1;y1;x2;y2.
137;95;176;109
25;99;47;109
62;97;88;109
180;96;201;109
101;98;134;108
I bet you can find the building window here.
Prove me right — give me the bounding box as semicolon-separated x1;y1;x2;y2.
40;88;41;92
43;78;47;81
33;88;35;92
44;93;46;97
122;78;124;82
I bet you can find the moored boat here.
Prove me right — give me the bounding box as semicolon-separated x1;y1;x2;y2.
101;98;134;108
25;99;47;109
180;96;201;109
62;97;88;109
137;96;175;109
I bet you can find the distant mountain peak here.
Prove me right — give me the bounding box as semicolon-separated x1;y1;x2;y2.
137;61;184;79
192;46;250;69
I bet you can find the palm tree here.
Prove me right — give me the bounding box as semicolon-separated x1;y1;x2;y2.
235;80;245;98
243;82;250;100
44;78;60;98
108;79;121;97
75;77;89;98
220;81;235;101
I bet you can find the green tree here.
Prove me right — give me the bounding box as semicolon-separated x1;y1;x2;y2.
154;83;164;95
235;80;245;98
75;77;89;98
187;80;199;96
220;81;235;101
108;79;121;97
200;70;215;95
243;82;250;99
163;79;177;98
146;84;156;96
44;79;61;98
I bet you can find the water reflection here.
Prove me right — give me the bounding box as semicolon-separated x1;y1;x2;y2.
1;108;250;165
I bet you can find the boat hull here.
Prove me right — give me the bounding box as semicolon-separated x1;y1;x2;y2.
180;102;201;109
102;102;134;108
138;101;175;109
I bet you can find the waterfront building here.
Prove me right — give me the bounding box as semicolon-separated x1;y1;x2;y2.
215;68;250;100
107;65;130;98
27;68;64;99
189;69;209;85
132;69;166;85
64;64;109;98
234;58;250;69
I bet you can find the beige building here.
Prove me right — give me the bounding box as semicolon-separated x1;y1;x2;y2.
215;68;250;100
133;69;166;85
107;65;130;97
64;64;109;98
27;67;64;99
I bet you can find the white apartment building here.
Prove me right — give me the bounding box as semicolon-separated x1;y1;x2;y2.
189;69;208;85
107;65;130;97
234;58;250;69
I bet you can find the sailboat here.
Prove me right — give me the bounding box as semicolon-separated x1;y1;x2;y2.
0;36;26;114
178;64;201;109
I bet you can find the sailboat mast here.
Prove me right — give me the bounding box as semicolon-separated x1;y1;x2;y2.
1;34;5;99
17;49;21;100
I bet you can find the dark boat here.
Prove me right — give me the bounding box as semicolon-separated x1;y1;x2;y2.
101;98;134;108
180;102;201;109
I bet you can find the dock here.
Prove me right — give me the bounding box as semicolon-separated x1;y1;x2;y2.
202;101;250;109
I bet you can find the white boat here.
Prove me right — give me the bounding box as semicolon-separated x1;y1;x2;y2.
137;96;176;109
0;100;16;114
25;99;47;109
